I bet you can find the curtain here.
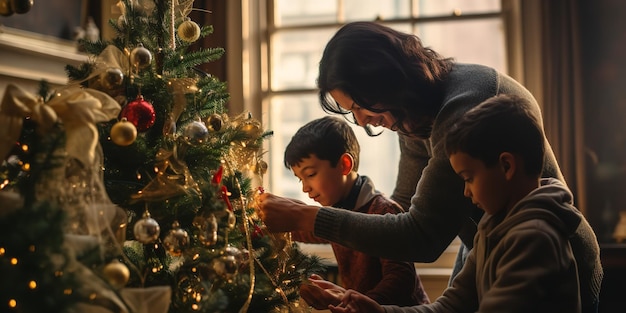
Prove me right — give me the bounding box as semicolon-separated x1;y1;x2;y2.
529;0;587;214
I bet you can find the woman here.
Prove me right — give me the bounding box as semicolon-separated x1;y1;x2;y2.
258;20;574;308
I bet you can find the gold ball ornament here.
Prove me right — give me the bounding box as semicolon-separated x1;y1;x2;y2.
253;160;268;176
110;118;137;146
100;67;124;90
0;0;13;16
241;122;261;137
206;113;223;131
177;18;201;42
130;43;152;69
103;260;130;289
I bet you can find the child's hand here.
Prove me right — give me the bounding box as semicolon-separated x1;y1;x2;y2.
300;274;345;309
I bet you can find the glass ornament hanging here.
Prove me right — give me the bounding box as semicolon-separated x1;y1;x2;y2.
211;246;243;282
110;118;137;146
163;221;189;257
121;95;156;132
100;67;124;90
133;211;160;244
177;18;201;42
183;120;209;143
193;214;218;247
102;259;130;289
175;274;206;310
130;43;152;70
206;113;223;131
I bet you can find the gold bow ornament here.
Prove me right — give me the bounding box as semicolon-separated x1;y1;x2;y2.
0;84;121;167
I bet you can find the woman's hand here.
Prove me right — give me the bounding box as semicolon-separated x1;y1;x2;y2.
258;192;319;232
299;274;345;309
329;289;384;313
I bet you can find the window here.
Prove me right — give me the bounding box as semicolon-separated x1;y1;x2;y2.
261;0;509;205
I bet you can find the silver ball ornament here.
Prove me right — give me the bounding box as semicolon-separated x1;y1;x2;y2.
130;43;152;69
184;120;209;143
100;67;124;89
163;222;189;257
193;214;218;247
133;213;160;244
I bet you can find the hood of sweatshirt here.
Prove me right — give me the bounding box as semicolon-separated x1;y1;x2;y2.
481;178;582;242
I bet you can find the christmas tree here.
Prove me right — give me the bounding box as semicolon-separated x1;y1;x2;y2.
0;1;323;312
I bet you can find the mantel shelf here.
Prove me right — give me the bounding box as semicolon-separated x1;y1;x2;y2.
0;26;88;94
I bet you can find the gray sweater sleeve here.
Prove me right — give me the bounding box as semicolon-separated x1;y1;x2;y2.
389;136;430;211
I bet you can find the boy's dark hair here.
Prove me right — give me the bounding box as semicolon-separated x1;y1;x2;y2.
317;21;454;138
445;94;545;177
284;116;360;171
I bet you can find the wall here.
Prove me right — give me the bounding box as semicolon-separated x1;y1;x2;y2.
578;0;626;243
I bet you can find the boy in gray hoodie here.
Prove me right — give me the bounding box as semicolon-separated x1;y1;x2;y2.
328;94;603;313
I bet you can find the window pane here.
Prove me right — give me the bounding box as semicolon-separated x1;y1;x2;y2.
271;28;338;90
275;0;337;26
268;94;400;204
344;0;411;22
415;18;506;73
414;0;500;17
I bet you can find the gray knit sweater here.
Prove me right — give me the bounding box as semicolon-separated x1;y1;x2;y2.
314;63;565;261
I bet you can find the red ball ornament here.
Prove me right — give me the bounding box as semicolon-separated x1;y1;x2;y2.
121;95;156;132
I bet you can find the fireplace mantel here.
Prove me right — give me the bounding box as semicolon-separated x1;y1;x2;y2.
0;26;88;96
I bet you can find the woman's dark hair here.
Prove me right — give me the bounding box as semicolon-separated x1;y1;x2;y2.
444;94;545;177
317;21;454;138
